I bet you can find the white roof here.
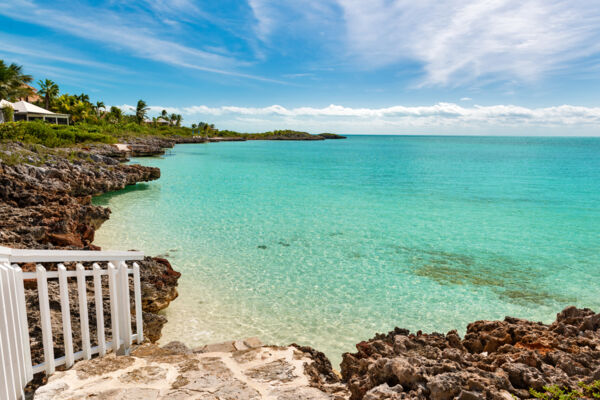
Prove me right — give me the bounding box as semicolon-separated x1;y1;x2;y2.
0;99;13;108
11;101;55;115
156;118;169;123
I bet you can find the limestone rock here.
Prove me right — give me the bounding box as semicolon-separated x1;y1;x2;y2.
0;142;180;368
341;307;600;399
34;344;350;400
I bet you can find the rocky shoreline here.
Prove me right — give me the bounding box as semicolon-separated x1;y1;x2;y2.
2;137;599;399
341;307;600;399
0;139;182;392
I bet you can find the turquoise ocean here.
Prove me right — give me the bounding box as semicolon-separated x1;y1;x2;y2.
93;136;600;367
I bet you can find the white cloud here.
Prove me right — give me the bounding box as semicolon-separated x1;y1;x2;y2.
249;0;600;86
248;0;342;44
248;0;275;41
0;34;127;73
460;97;472;102
340;0;600;85
0;0;282;83
116;102;600;135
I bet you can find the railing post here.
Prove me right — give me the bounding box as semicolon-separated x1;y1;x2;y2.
0;251;12;400
0;262;19;400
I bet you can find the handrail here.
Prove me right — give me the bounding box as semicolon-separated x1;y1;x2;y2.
0;246;144;263
0;246;145;400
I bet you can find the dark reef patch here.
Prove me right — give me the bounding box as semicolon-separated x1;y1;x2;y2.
394;245;570;307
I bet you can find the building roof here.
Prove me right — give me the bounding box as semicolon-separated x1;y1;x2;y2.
11;101;56;115
18;84;42;103
156;118;170;123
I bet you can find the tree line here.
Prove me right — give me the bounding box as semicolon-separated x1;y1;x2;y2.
0;60;184;127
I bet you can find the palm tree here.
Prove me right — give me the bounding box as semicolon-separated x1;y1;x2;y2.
161;109;168;120
135;99;149;124
169;113;177;126
94;101;105;116
0;60;33;101
76;93;90;103
53;94;94;124
37;79;59;110
109;106;123;124
175;114;182;127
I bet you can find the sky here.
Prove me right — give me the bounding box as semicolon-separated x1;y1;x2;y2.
1;0;600;135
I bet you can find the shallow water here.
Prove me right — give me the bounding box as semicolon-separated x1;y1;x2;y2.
93;136;600;367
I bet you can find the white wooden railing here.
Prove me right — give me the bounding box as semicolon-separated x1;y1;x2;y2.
0;246;145;400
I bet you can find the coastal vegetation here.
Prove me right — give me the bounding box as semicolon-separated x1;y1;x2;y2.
0;60;33;100
0;59;345;145
0;120;344;147
530;381;600;399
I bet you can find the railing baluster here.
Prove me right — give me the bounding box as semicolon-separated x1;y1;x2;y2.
133;262;143;344
76;264;91;360
8;264;32;398
92;263;106;357
36;265;55;375
116;261;132;355
13;266;33;383
108;262;120;354
58;264;74;368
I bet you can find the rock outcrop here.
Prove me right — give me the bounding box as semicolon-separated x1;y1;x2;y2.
341;307;600;400
34;341;350;400
0;142;159;248
0;142;180;365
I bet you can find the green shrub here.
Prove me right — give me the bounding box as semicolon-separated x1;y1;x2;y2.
530;381;600;399
0;121;116;147
1;106;13;122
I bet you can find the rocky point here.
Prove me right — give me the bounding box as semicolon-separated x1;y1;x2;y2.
341;307;600;400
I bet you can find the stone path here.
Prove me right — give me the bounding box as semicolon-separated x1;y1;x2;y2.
34;340;349;400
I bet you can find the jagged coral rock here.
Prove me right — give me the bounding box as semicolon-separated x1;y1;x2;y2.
341;307;600;400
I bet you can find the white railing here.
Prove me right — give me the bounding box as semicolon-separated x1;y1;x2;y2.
0;246;145;400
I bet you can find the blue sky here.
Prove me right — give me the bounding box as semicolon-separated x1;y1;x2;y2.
1;0;600;135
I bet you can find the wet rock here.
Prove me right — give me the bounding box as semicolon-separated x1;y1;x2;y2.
162;341;193;355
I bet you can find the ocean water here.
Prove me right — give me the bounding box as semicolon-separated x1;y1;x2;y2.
93;136;600;367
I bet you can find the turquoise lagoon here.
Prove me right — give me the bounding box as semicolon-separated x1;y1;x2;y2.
93;136;600;367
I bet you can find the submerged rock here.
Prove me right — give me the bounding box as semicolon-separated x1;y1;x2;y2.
340;307;600;399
